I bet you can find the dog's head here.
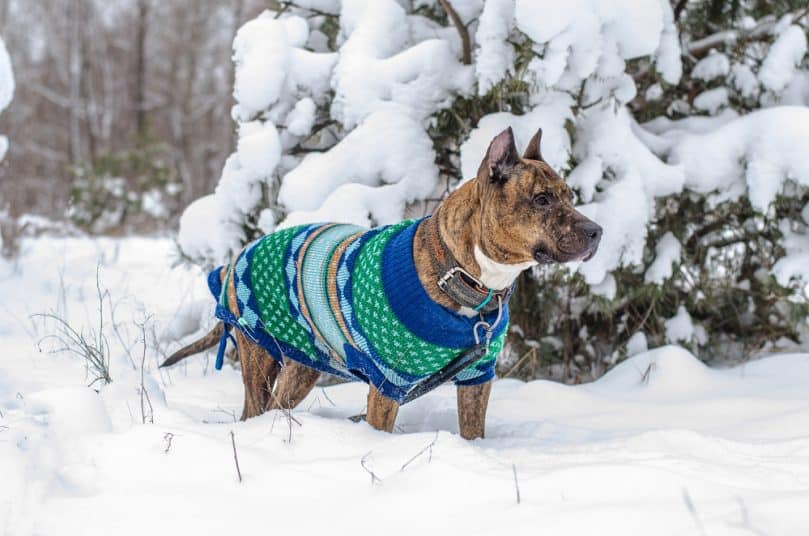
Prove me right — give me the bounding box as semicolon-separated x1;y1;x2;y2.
475;127;602;265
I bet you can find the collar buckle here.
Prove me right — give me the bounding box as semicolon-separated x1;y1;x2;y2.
437;266;486;293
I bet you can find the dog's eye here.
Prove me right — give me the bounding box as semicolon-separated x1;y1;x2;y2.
533;193;550;206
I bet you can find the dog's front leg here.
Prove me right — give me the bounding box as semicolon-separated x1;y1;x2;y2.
366;386;399;433
457;381;492;439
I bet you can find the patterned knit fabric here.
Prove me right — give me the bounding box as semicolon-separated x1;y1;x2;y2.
208;218;508;403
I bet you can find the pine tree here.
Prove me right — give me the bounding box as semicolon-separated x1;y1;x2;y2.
178;0;809;381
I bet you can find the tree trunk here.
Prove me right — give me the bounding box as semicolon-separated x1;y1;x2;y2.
135;0;149;143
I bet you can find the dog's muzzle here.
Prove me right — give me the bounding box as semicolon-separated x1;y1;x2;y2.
535;220;602;263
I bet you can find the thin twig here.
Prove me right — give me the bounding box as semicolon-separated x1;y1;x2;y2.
361;451;381;485
138;318;154;424
214;406;238;423
437;0;471;65
502;347;537;378
401;431;439;472
640;362;655;385
320;387;336;407
682;489;707;536
230;430;243;483
686;8;807;58
163;432;174;453
512;463;521;504
268;389;303;427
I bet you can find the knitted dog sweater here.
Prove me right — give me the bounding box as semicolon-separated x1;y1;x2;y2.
209;219;508;403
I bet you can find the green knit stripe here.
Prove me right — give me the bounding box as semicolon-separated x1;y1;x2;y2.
249;226;315;356
353;221;462;376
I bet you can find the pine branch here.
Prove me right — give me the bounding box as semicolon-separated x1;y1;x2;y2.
437;0;471;65
686;9;808;58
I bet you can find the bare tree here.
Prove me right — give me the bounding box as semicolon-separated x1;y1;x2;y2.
0;0;262;222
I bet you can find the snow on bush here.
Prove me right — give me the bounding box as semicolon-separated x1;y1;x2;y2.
279;109;438;227
670;107;809;212
179;11;337;262
644;232;682;284
759;24;807;93
692;51;730;81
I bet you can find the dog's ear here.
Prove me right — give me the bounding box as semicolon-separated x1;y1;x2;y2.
483;127;520;184
522;128;543;161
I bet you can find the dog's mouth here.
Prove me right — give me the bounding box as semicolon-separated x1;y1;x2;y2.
533;244;598;264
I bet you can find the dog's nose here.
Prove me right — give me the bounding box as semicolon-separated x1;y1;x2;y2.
578;221;602;244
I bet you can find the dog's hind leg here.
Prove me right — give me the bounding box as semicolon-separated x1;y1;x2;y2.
457;381;492;440
266;360;320;411
234;331;282;420
366;386;399;433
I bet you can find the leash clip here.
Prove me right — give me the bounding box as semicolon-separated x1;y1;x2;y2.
472;294;504;350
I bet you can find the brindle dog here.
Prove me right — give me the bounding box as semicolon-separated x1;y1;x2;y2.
165;126;601;439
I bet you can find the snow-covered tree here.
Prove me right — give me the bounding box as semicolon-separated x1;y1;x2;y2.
178;0;809;381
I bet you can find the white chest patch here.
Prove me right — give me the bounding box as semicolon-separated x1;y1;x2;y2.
473;245;537;290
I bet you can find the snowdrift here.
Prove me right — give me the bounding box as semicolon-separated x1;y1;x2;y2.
2;236;809;535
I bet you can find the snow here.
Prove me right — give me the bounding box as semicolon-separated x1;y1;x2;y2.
542;105;809;290
773;219;809;289
644;82;663;101
693;86;729;114
625;331;648;356
730;63;760;99
651;0;682;84
331;0;473;129
279;109;438;227
644;231;682;284
474;0;515;94
3;236;809;535
516;0;664;59
759;25;807;93
692;51;731;81
232;15;295;119
284;97;316;137
177;193;243;267
236;120;281;177
514;0;673;89
460;91;573;178
670;106;809;211
664;305;697;344
566;104;684;286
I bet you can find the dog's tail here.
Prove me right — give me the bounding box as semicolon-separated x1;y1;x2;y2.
160;322;225;368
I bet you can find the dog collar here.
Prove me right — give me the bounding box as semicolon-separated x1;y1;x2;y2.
423;209;512;314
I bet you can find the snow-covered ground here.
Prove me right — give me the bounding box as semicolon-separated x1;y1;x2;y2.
2;236;809;535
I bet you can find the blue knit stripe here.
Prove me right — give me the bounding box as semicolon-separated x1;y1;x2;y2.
343;344;419;403
380;220;509;348
207;266;223;301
